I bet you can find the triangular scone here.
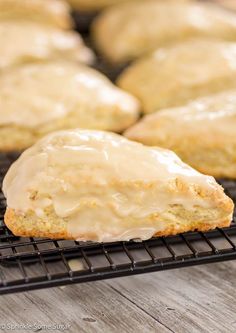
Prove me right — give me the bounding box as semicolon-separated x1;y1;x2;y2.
0;21;94;71
117;40;236;113
92;0;236;63
125;90;236;179
0;62;140;152
3;130;233;242
0;0;73;29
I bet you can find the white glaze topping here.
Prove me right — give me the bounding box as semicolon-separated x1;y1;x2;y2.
0;62;139;129
3;130;221;242
0;21;93;70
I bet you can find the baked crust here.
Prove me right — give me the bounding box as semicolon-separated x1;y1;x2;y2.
92;0;236;63
4;206;231;240
124;90;236;179
2;129;234;241
117;40;236;113
0;0;73;29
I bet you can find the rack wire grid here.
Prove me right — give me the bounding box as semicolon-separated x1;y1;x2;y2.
0;154;236;295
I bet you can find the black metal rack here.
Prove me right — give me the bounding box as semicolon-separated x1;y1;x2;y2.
0;155;236;295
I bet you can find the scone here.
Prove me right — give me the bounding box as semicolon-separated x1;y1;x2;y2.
0;0;73;29
92;0;236;63
125;90;236;179
117;40;236;113
0;21;94;71
0;62;140;152
3;129;233;241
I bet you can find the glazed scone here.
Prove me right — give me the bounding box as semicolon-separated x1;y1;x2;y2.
0;62;140;152
3;130;233;241
118;40;236;113
92;0;236;63
0;0;73;29
125;90;236;179
0;21;94;71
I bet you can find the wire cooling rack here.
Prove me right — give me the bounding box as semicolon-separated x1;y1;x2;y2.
0;154;236;295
